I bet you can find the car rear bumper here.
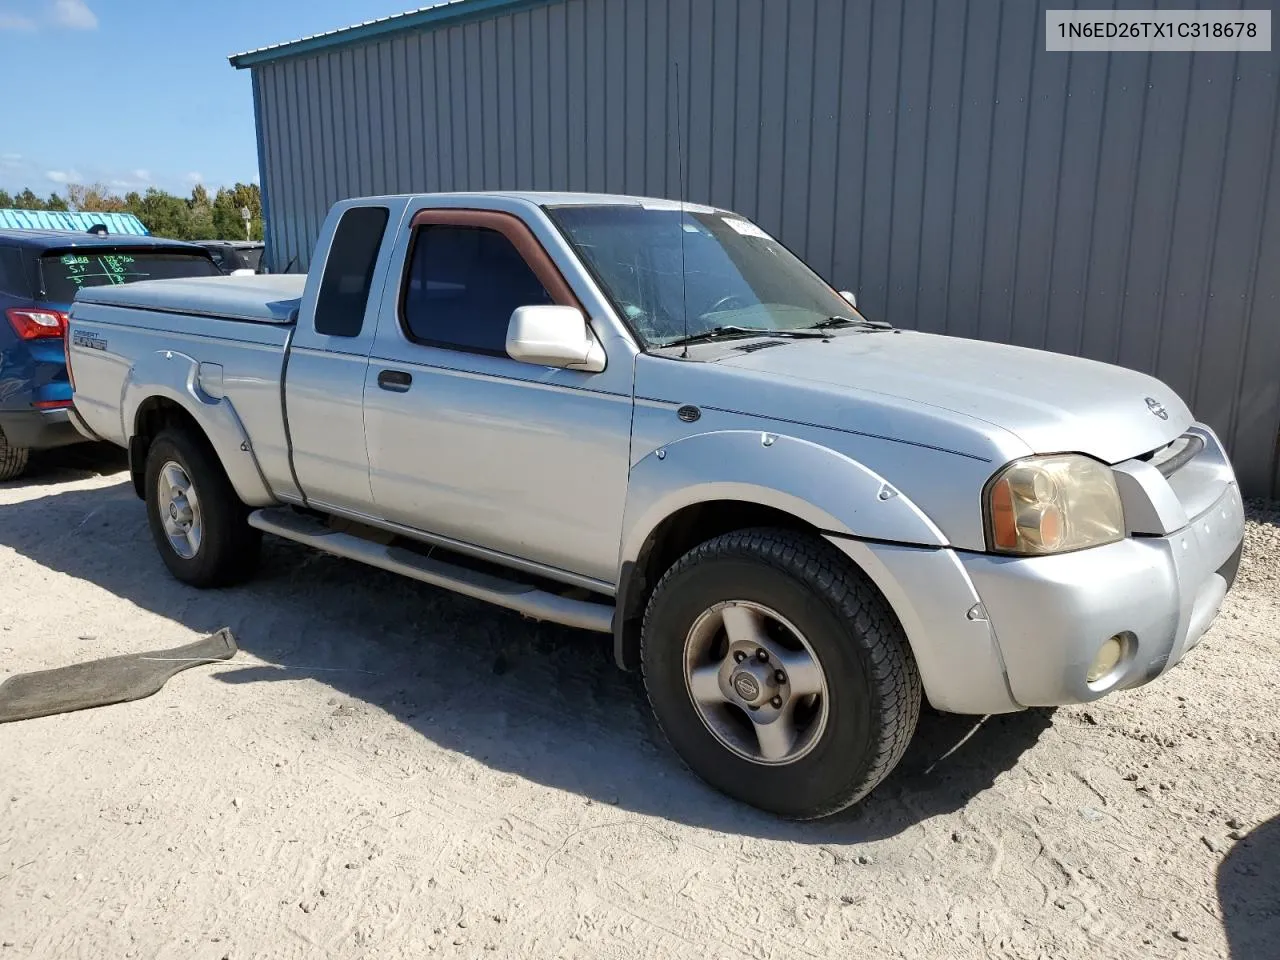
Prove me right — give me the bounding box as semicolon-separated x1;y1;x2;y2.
0;407;85;450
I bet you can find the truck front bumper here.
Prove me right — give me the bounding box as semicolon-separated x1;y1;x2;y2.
960;481;1245;708
826;481;1245;714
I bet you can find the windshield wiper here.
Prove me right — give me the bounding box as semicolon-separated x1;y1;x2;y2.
661;325;827;349
809;315;894;331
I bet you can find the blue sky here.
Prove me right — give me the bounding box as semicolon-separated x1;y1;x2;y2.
0;0;416;196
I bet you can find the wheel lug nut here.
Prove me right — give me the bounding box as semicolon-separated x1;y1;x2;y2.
733;651;747;663
774;670;786;684
770;696;783;708
755;649;769;662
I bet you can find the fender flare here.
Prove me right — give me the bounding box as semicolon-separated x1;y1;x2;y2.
121;349;274;506
612;430;949;668
620;430;947;570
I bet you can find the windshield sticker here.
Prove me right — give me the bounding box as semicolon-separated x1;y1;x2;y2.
722;217;773;240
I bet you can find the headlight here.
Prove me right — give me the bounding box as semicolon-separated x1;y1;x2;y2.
984;454;1124;555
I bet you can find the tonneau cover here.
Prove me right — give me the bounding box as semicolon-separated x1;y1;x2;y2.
73;274;306;324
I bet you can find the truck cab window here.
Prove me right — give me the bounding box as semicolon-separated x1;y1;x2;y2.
314;206;389;337
401;224;552;355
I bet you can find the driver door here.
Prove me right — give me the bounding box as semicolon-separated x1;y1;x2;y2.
361;207;634;587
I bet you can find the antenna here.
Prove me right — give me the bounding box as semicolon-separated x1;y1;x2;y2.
674;59;689;358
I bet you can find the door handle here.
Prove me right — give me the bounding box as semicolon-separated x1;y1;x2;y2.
377;369;413;392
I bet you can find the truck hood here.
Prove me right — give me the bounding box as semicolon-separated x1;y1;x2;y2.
710;330;1191;464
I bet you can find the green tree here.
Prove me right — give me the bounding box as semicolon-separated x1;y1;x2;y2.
230;182;261;217
211;188;245;239
186;201;216;240
184;185;216;240
131;188;190;239
0;181;265;241
205;183;264;240
14;188;45;210
67;183;127;212
230;182;263;240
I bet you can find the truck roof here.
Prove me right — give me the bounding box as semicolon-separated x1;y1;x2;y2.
347;191;721;213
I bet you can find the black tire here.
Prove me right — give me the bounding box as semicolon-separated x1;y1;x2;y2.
144;427;261;587
0;427;29;482
641;528;921;819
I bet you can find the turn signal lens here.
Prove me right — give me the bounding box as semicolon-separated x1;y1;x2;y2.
985;454;1124;555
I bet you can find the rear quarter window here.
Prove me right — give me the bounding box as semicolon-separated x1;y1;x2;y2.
0;246;30;298
314;206;390;338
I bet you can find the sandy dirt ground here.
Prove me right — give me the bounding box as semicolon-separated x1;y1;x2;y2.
0;445;1276;960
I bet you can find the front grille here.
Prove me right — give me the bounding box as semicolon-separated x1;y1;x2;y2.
1145;433;1206;478
1154;428;1231;525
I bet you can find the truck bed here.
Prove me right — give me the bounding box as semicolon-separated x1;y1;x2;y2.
68;276;304;505
75;274;305;324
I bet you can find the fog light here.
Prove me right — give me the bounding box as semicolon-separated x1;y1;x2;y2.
1087;635;1126;684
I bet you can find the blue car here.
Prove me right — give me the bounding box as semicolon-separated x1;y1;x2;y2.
0;229;221;479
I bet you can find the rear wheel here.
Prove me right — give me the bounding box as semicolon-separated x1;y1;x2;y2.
144;428;260;587
0;427;29;481
641;528;921;819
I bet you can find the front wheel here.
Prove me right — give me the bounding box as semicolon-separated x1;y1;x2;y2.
641;528;921;819
144;428;261;587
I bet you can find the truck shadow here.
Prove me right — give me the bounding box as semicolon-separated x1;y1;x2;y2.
0;470;1052;842
1217;814;1280;960
4;442;127;488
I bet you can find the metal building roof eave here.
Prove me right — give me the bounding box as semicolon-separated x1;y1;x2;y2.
228;0;554;69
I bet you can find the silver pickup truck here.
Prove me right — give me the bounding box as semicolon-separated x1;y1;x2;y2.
66;192;1245;819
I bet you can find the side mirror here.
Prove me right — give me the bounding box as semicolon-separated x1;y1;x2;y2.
230;268;256;277
506;305;606;372
839;290;857;309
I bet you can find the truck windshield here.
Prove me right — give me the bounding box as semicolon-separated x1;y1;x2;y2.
37;249;221;303
547;205;863;348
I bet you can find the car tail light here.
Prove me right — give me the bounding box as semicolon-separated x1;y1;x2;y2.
33;399;73;410
6;307;68;339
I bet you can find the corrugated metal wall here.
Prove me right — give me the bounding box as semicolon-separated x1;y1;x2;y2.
0;209;150;235
251;0;1280;496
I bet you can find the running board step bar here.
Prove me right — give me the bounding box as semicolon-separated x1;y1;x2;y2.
248;508;614;634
